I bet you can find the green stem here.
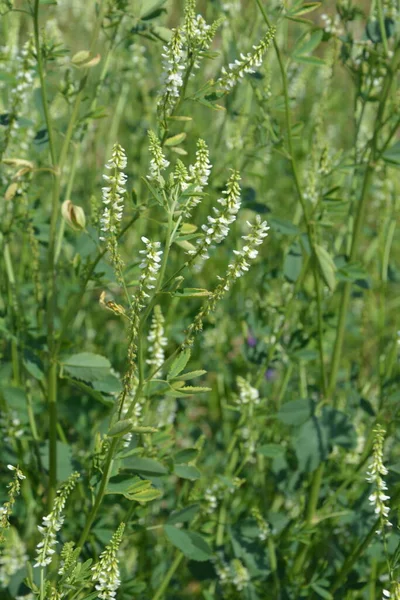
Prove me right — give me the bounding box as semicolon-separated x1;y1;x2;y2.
376;0;389;56
3;242;20;384
327;50;400;402
77;437;118;549
33;0;57;166
331;519;378;593
151;552;184;600
314;271;327;394
306;463;325;526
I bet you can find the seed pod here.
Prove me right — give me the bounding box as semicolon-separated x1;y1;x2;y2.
61;200;86;231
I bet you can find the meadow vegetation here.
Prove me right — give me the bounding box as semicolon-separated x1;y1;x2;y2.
0;0;400;598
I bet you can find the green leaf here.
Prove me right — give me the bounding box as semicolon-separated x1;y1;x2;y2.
128;456;168;476
61;352;112;383
167;504;200;525
164;525;213;561
40;441;73;481
179;386;211;394
383;140;400;166
2;386;28;420
174;465;201;480
277;399;313;426
165;132;187;146
258;443;285;458
128;487;162;503
294;416;328;472
284;245;303;282
293;30;323;55
321;407;357;450
293;55;326;66
139;0;167;20
106;475;162;502
290;2;321;16
130;425;159;434
107;419;133;437
173;287;210;297
106;475;142;495
174;448;199;463
176;370;207;381
168;350;191;380
63;377;114;406
269;217;300;235
310;583;333;599
314;244;336;291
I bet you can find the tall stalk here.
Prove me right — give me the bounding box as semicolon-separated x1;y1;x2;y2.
327;48;400;403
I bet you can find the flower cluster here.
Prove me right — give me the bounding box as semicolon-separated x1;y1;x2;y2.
366;425;391;534
321;13;343;35
0;465;25;541
34;472;80;568
147;305;167;371
91;522;125;600
0;410;24;443
184;216;269;346
100;143;127;242
182;139;212;218
217;28;276;92
383;0;398;19
202;477;243;514
231;558;250;591
139;237;163;297
147;130;170;182
236;376;260;406
0;528;28;587
157;1;222;117
383;583;400;600
188;170;241;260
58;541;78;576
251;507;270;542
184;0;220;52
5;39;36;151
221;216;269;288
158;28;185;115
214;556;250;592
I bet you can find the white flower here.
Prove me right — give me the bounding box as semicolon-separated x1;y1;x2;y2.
182;139;212;217
366;426;392;533
139;237;163;293
158;28;186;114
217;28;275;92
236;377;260;405
99;144;127;242
91;523;124;600
231;558;250;591
0;528;28;587
221;216;269;289
7;465;26;479
34;473;79;568
189;170;241;260
147;305;167;371
147;131;170;181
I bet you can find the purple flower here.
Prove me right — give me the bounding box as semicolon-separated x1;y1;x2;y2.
265;368;276;381
247;334;257;347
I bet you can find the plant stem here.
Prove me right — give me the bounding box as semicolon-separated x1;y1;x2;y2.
331;519;378;593
151;552;184;600
376;0;389;57
33;0;60;507
77;437;118;549
306;463;325;526
33;1;57;166
327;48;400;403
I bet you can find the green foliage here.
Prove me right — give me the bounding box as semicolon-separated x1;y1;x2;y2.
0;0;400;599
